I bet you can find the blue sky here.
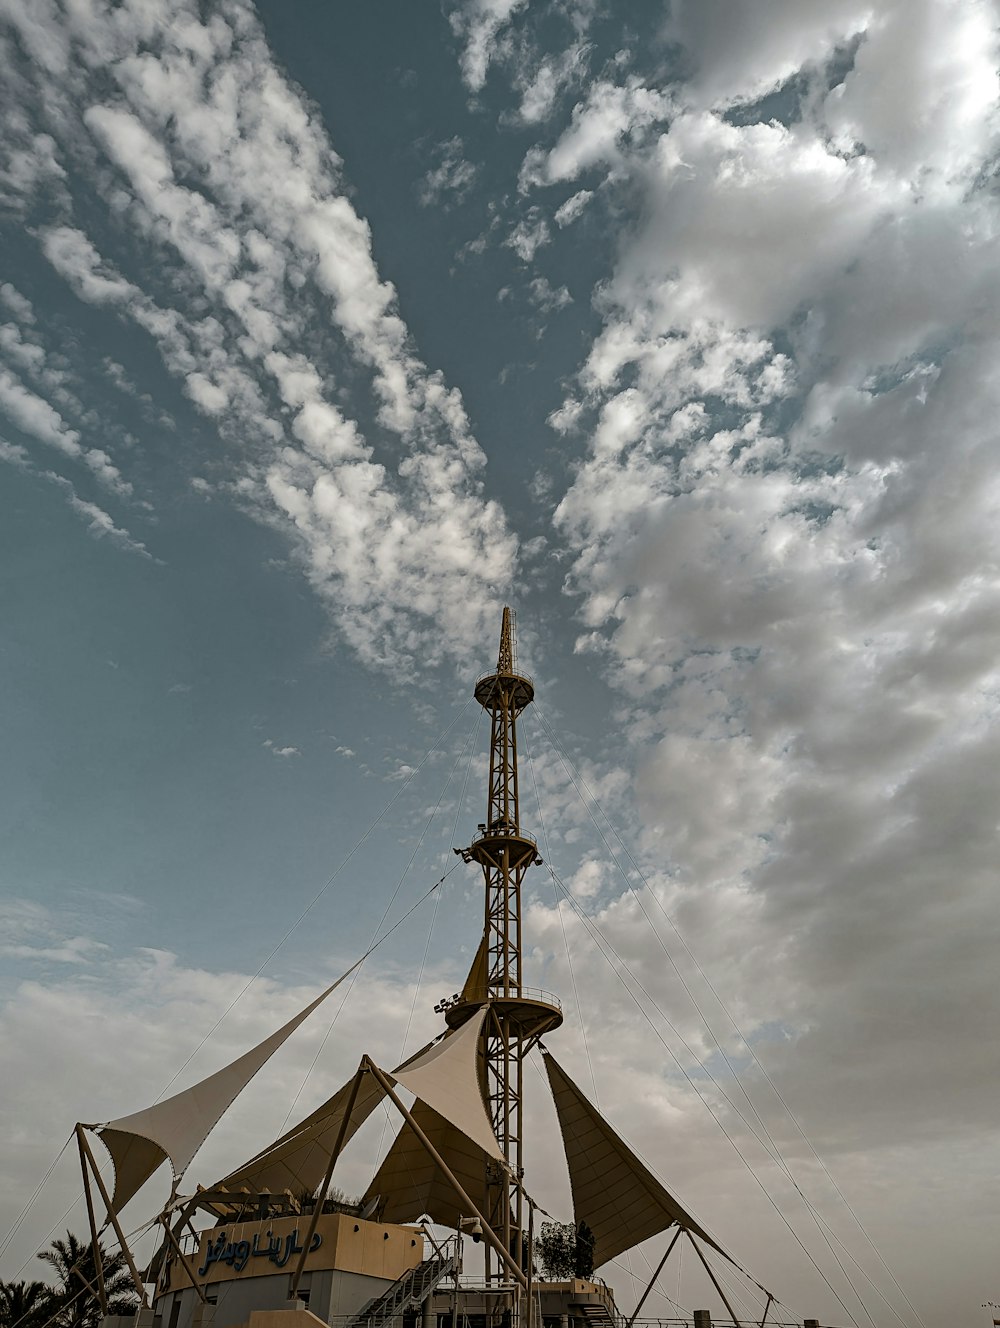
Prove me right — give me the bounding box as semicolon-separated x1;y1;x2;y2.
2;3;1000;1325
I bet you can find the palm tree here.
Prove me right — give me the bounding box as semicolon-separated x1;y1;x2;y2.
0;1280;56;1328
36;1233;139;1328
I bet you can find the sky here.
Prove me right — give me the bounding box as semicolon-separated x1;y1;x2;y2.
1;1;999;1325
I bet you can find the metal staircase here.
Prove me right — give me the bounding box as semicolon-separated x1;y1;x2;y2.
577;1302;618;1328
346;1254;456;1328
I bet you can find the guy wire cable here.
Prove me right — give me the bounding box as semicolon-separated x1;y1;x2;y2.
281;704;483;1131
524;733;599;1103
532;703;924;1328
0;1134;73;1260
546;865;859;1328
5;703;477;1287
530;708;896;1328
369;705;484;1171
524;728;716;1323
153;695;476;1106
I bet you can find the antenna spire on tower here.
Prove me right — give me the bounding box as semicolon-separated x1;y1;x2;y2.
498;605;514;674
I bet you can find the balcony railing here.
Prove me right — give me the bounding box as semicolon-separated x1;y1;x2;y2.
440;986;562;1012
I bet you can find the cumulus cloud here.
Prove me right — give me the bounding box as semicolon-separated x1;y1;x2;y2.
516;43;589;123
527;0;1000;1195
418;137;478;208
448;0;528;92
525;276;572;315
0;282;36;322
505;210;551;262
0;364;81;456
263;739;300;758
519;79;672;189
553;188;593;226
8;0;518;675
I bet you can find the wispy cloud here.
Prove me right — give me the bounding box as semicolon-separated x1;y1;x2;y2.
263;739;300;759
44;472;153;559
418;137;478;208
448;0;528;92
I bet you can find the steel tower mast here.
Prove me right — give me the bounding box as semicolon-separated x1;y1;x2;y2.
452;608;562;1278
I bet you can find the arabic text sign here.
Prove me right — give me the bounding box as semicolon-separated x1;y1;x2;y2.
197;1227;321;1276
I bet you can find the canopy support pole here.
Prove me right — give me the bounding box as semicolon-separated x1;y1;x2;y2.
759;1292;774;1326
363;1057;528;1292
687;1230;741;1327
625;1227;683;1328
77;1126;150;1308
76;1125;108;1316
289;1062;366;1298
159;1215;208;1304
523;1191;535;1328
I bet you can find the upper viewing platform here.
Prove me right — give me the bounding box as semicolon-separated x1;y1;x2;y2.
473;668;534;713
441;985;563;1037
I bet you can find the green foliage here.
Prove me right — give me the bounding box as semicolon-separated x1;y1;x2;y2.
534;1220;596;1281
0;1280;56;1328
13;1231;141;1328
574;1222;595;1279
535;1222;577;1280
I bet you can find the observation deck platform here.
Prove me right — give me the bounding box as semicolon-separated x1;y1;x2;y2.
473;668;534;714
458;823;543;871
442;985;563;1038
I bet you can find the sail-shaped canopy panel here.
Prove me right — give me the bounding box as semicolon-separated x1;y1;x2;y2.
93;962;359;1214
392;1007;502;1161
544;1053;729;1268
361;1100;492;1226
459;936;489;1004
215;1063;387;1197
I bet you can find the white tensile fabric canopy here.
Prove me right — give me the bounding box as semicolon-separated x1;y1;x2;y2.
543;1052;730;1268
392;1006;502;1161
362;1098;493;1226
92;962;360;1215
214;1065;388;1197
209;1006;500;1205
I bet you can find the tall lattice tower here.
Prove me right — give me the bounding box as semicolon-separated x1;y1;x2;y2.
452;608;563;1276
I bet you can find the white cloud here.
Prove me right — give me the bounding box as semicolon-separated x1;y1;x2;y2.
58;482;153;559
0;936;108;964
661;0;874;109
0;435;30;467
0;126;66;212
23;2;518;675
525;276;572;315
0;283;36;323
519;79;672;189
505;211;551;262
448;0;528;92
553;189;593;226
516;43;589;124
825;2;1000;183
0;365;81;456
263;739;300;758
418;137;478;208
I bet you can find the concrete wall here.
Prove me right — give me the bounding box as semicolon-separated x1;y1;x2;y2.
155;1267;396;1328
164;1216;421;1297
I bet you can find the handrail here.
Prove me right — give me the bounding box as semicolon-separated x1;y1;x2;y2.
470;826;538;847
474;669;534;690
451;986;562;1010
